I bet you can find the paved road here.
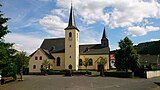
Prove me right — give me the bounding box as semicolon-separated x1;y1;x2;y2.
0;75;160;90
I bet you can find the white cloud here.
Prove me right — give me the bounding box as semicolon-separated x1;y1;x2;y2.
150;38;160;41
79;26;101;45
39;15;67;37
4;33;43;55
51;9;67;18
128;26;160;37
55;0;160;36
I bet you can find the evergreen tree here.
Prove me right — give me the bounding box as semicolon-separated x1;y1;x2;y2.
0;4;17;78
115;37;140;72
0;4;10;39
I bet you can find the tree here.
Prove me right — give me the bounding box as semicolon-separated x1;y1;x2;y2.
96;57;107;76
83;57;90;73
115;37;140;72
42;59;50;70
15;51;29;80
0;4;17;79
0;4;10;39
41;59;52;75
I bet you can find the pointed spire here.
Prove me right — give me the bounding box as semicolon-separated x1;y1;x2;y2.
65;3;79;31
102;27;107;39
101;27;109;47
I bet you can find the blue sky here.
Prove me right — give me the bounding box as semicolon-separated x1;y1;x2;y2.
1;0;160;54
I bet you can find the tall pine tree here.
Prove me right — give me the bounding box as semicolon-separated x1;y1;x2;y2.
0;4;17;78
115;37;140;72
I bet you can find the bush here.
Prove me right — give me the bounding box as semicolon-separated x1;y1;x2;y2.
1;65;17;79
104;72;134;78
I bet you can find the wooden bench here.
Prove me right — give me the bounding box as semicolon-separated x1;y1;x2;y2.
1;77;15;85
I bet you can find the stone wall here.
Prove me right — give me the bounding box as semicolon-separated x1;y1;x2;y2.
146;71;160;78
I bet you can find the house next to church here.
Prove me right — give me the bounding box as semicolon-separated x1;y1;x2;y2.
29;5;110;73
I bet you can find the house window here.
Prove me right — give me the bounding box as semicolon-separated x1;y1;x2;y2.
39;56;42;60
57;57;60;66
33;65;36;69
89;58;93;66
70;45;71;47
69;32;72;37
79;59;83;66
35;56;38;60
70;56;71;58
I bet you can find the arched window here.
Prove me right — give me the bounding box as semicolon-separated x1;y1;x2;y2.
35;56;38;60
69;32;72;37
79;59;83;66
33;65;36;69
39;56;42;60
89;58;93;66
57;57;60;66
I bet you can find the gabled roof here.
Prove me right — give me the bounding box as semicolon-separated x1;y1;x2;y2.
39;36;110;55
80;44;110;55
40;38;65;53
30;48;55;59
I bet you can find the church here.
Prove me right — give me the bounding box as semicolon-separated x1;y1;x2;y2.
29;5;110;73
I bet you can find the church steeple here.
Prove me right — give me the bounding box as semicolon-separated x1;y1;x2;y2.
65;4;79;31
102;27;107;39
101;27;109;47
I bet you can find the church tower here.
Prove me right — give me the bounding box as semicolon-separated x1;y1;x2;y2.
64;4;79;70
101;27;109;47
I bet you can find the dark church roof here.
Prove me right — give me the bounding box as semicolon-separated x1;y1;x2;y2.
39;38;109;55
40;38;65;53
80;44;110;55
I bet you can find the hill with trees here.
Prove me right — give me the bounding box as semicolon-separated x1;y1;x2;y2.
134;40;160;55
111;40;160;55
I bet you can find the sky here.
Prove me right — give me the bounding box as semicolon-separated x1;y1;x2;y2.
1;0;160;54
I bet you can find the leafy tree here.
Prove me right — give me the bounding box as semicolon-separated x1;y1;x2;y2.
15;51;29;80
96;57;107;76
83;57;90;73
42;59;50;70
115;37;140;72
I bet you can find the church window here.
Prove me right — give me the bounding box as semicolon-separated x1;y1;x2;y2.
79;59;83;66
33;65;36;69
39;56;42;60
89;58;93;66
35;56;38;60
70;56;71;58
69;32;72;37
70;45;71;47
57;57;60;66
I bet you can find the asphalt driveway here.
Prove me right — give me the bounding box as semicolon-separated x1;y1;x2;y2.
0;75;160;90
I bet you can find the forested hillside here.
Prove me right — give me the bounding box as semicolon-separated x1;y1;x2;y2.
111;40;160;55
135;40;160;55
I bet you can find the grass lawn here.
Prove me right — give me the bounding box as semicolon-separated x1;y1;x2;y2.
106;69;132;72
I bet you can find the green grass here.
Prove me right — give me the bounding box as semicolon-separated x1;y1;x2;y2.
106;69;132;72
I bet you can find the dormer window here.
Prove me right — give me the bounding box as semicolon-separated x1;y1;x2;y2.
53;46;55;50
